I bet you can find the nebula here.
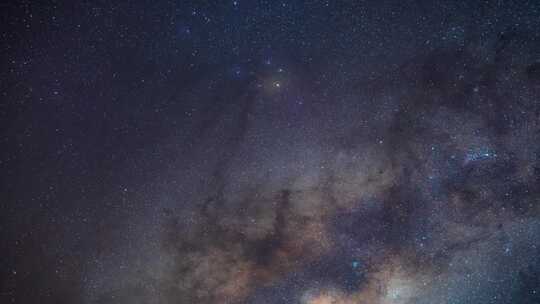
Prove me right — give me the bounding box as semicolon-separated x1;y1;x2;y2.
90;33;540;304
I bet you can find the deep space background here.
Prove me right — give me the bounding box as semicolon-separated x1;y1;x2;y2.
1;1;540;303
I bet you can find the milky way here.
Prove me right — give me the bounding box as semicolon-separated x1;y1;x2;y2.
1;1;540;304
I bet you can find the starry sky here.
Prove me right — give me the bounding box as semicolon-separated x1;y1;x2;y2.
1;1;540;303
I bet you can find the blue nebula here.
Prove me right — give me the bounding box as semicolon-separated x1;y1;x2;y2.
464;148;497;163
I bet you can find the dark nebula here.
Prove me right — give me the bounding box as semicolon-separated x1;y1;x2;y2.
1;1;540;303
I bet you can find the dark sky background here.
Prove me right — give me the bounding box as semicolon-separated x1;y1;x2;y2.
1;1;540;303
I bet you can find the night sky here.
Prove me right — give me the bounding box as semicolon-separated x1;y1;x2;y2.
2;1;540;303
